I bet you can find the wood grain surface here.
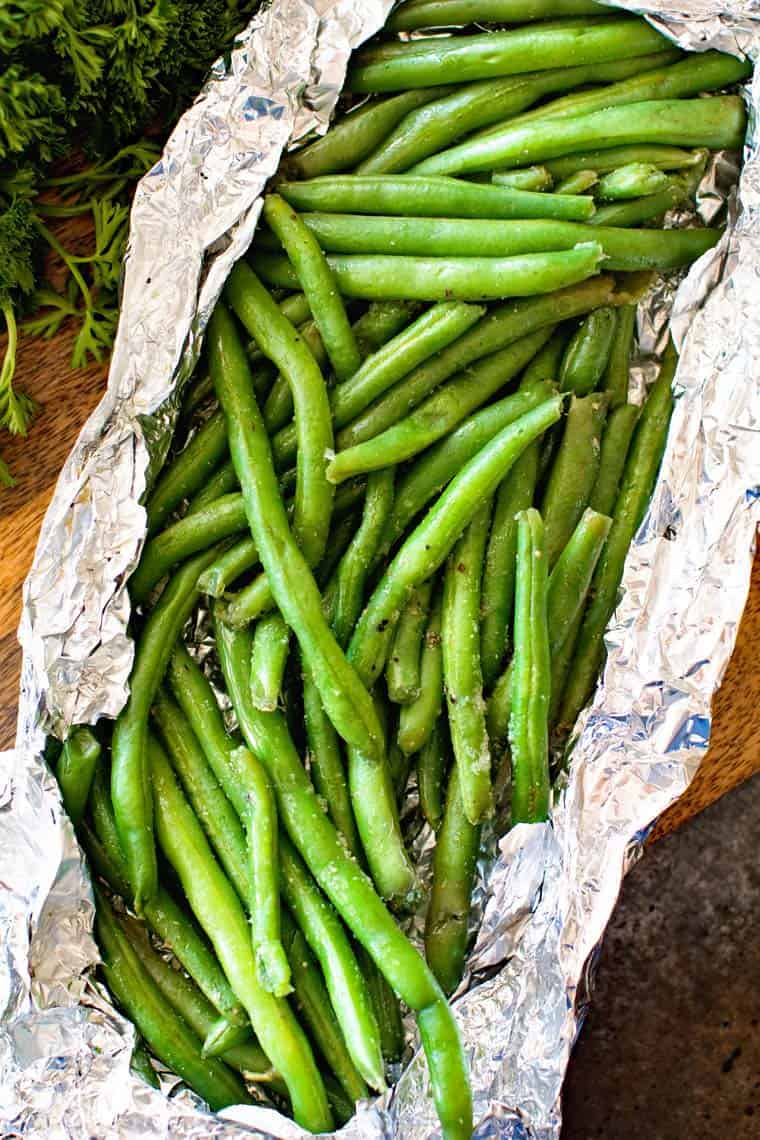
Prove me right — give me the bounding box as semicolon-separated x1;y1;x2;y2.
0;316;757;837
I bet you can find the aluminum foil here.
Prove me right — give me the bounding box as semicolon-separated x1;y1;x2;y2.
2;1;759;1137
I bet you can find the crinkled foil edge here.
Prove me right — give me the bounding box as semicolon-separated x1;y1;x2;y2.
2;2;759;1138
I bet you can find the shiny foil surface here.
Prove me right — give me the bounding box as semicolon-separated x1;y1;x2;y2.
2;1;759;1137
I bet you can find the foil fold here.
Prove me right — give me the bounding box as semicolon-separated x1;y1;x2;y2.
2;2;759;1137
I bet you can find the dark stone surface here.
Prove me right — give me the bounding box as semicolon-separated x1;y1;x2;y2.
562;773;760;1139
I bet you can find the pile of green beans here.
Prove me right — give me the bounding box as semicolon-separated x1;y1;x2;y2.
52;6;747;1136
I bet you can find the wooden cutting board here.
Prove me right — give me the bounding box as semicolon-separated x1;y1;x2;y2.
1;319;758;837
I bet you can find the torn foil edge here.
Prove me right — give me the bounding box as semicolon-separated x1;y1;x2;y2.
1;1;759;1138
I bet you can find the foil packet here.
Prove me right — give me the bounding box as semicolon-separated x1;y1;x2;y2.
2;2;759;1137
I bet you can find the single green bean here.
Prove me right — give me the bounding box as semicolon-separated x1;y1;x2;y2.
211;609;473;1140
541;392;609;566
329;328;555;484
357;53;667;175
130;1039;160;1089
56;727;100;826
264;194;360;383
331;467;395;649
293;212;720;274
146;412;228;536
302;669;360;856
548;607;583;729
287;88;452;179
251;613;290;712
361;949;405;1063
347;730;417;901
198;536;259;597
279;833;385;1091
388;0;612;29
545;143;702;180
559;306;617;395
520;327;571;386
282;919;369;1105
112;543;225;911
209;298;383;761
332;302;483;429
493;166;553;191
95;890;251;1111
424;764;481;995
589;181;686;227
417;717;449;830
255;244;604;304
597;161;670;199
602;303;636;408
86;772;246;1026
150;735;333;1131
263;318;329;436
480;442;540;688
509;509;551;823
555;169;598;196
131;493;247;604
278;174;595;221
397;589;444;757
349;18;670;91
348;396;562;687
387;580;434;704
589;402;640;516
442;502;493;825
202;1017;253;1059
558;344;675;732
338;275;614;448
414;95;747;176
187;459;238;514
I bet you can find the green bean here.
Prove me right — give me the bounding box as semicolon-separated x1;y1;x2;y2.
388;0;612;29
417;717;449;831
387;581;434;704
56;727;100;826
424;763;480;995
209;299;383;761
287;89;452;179
86;772;247;1027
279;834;385;1091
519;327;570;386
558;344;675;732
202;1017;252;1059
602;303;636;408
555;169;598;196
282;919;369;1105
361;950;405;1062
293;211;720;274
509;509;550;823
493;166;553;191
130;1039;160;1089
256;244;604;304
541;392;608;566
338;276;614;448
387;381;551;565
547;143;704;181
388;738;413;802
414;95;747;176
225;266;333;569
331;302;483;429
589;181;686;227
146;412;228;536
329;328;555;484
442;502;493;825
251;613;290;712
398;589;444;757
112;543;226;911
349;18;670;92
95;889;252;1112
263;318;329;435
187;459;238;514
348;396;562;687
198;536;259;597
264;194;360;384
480;442;540;689
331;468;396;649
302;669;360;856
548;605;583;729
131;494;248;604
598;161;672;199
278;174;595;221
211;605;472;1140
559;306;617;395
150;735;333;1131
118;912;277;1080
357;53;668;176
589;402;640;516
